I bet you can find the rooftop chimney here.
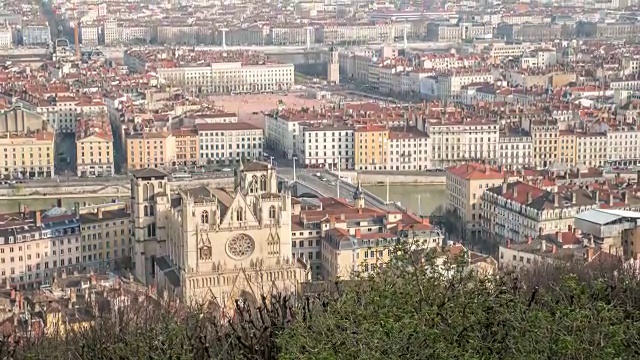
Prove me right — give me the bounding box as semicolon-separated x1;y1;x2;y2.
591;189;599;203
354;228;361;238
555;231;562;243
571;191;576;204
502;180;507;194
622;191;628;204
485;166;490;174
35;210;41;226
513;185;518;198
609;193;614;206
526;191;532;203
554;193;559;207
552;244;557;254
97;208;103;219
506;239;511;248
541;239;547;252
587;247;595;262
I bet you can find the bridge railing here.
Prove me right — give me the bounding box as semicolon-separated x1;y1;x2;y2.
323;170;388;206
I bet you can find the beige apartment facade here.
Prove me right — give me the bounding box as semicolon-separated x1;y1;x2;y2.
79;204;131;270
76;118;114;177
0;206;81;290
0;131;55;180
172;128;199;167
125;132;176;171
446;163;515;240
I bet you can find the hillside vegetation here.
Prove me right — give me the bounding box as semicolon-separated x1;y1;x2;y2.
5;245;640;360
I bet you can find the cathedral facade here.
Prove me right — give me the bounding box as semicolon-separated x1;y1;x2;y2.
130;162;309;311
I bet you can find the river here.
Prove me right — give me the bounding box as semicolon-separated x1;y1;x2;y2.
0;185;446;216
365;184;446;216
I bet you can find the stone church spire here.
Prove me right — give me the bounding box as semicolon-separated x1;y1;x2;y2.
353;173;364;209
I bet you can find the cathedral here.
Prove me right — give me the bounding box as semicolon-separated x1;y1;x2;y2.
130;161;309;311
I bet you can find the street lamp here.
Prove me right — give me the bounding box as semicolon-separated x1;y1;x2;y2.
293;156;297;182
336;154;341;199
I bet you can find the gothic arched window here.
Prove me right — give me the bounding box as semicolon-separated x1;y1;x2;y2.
142;184;149;201
148;183;156;201
201;210;209;224
250;175;259;194
260;175;267;192
144;205;149;217
269;205;276;219
236;208;244;222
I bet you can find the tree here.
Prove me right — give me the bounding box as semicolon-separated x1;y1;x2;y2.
278;243;640;360
429;204;459;237
11;184;24;196
4;242;640;359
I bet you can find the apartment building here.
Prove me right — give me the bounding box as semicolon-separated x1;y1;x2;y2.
316;23;411;44
557;130;577;166
81;24;100;46
195;122;263;165
125;132;176;170
76;118;114;177
529;120;559;169
497;129;533;168
120;26;152;44
29;96;108;134
172;128;199;167
300;125;354;169
354;126;388;171
270;26;314;46
123;49;295;95
314;192;441;279
482;181;599;244
436;71;494;101
265;110;332;159
446;163;514;240
387;128;430;171
157;25;214;45
426;23;493;42
0;205;81;290
576;133;607;168
606;128;640;165
103;20;119;45
482;43;529;62
79;204;131;270
0;25;12;49
0;131;55;180
424;119;499;169
22;25;51;46
158;62;294;94
225;26;269;46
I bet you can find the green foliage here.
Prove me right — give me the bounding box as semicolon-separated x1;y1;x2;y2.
2;242;640;359
278;246;640;360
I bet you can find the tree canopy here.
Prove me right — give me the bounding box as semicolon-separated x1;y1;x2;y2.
4;244;640;359
277;249;640;360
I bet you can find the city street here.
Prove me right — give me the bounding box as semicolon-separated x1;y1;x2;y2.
54;133;77;177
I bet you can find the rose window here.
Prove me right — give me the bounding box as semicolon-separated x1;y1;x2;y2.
226;234;255;259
